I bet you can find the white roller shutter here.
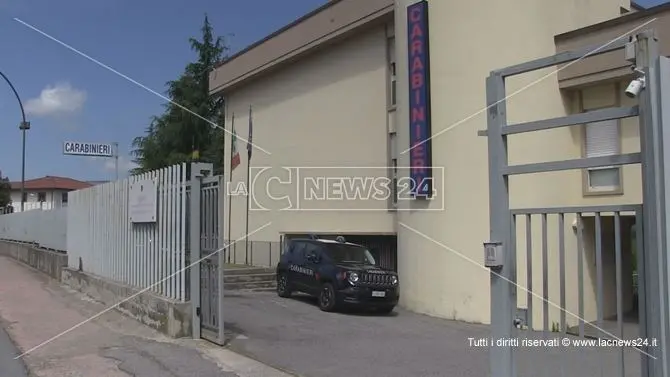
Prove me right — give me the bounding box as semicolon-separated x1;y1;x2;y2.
585;119;620;157
585;119;620;190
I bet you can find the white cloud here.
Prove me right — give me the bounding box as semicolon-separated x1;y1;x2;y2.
25;82;86;117
104;155;138;173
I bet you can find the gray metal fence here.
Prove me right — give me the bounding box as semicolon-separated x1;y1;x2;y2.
513;206;642;340
199;174;223;342
483;31;669;377
224;240;283;268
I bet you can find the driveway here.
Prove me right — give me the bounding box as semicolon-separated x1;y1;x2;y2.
224;292;644;377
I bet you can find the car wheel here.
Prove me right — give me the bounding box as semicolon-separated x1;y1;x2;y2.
277;273;292;298
318;283;338;312
377;306;395;315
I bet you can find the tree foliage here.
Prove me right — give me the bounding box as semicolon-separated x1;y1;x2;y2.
0;174;11;209
131;15;229;175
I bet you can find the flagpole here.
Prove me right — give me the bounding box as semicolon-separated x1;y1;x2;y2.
245;105;252;265
227;113;235;264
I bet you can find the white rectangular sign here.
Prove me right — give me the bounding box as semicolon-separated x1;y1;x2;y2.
129;179;157;223
63;141;114;157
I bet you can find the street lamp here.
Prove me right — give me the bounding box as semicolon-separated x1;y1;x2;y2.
0;71;29;212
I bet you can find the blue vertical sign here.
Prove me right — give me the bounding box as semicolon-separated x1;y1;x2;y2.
407;0;433;198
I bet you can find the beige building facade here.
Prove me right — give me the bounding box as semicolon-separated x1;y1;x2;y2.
210;0;665;327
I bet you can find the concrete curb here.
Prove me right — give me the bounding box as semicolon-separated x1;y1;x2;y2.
0;315;31;377
226;342;304;377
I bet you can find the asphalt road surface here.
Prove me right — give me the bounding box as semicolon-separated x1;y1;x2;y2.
225;291;643;377
0;323;28;377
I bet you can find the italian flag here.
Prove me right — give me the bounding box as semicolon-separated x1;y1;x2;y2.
231;124;241;171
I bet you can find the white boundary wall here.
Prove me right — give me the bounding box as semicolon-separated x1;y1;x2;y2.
67;164;189;301
0;208;68;251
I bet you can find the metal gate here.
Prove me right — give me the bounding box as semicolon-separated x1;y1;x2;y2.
187;163;226;345
482;31;669;377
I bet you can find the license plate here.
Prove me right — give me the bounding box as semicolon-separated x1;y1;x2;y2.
372;291;386;297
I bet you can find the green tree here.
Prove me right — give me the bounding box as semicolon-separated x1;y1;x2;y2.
131;15;228;175
0;174;11;209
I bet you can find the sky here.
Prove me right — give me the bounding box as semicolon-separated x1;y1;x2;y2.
0;0;666;183
0;0;327;182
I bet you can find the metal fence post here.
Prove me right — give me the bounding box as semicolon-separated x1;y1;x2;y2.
189;162;213;340
637;31;670;377
217;175;225;344
656;55;670;377
486;72;516;377
635;31;670;377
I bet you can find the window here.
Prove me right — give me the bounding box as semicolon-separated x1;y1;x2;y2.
305;243;322;262
323;244;376;265
391;159;398;205
584;118;622;193
390;62;397;106
293;242;306;261
37;192;47;202
62;192;68;204
387;37;396;108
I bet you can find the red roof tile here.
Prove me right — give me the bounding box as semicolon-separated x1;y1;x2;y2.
10;176;93;191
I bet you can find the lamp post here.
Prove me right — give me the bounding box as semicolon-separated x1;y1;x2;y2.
0;71;29;212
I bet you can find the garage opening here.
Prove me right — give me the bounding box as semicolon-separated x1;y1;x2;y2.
282;234;397;271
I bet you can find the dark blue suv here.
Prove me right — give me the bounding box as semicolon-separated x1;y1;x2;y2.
276;236;399;313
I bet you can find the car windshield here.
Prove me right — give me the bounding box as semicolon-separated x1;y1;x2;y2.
323;244;376;265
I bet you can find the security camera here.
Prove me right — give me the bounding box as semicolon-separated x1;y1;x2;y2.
625;76;645;98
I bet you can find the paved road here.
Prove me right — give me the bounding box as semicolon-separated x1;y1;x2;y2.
0;322;28;377
225;291;644;377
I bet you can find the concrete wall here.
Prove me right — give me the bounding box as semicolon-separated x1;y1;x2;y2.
555;4;670;89
393;0;626;325
0;241;67;280
0;208;68;251
224;24;396;260
218;0;630;328
61;268;191;338
0;240;192;339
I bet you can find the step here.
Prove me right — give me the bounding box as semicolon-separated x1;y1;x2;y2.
225;280;276;291
223;267;275;276
224;287;276;296
224;273;276;284
248;287;277;292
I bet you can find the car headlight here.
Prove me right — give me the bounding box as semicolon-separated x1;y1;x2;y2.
391;275;398;285
348;272;359;283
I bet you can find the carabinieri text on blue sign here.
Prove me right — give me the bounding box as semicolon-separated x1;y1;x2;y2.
406;1;433;198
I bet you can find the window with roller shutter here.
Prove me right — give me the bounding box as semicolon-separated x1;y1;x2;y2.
584;118;622;193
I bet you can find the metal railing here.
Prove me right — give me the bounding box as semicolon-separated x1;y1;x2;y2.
67;163;190;301
224;239;283;268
